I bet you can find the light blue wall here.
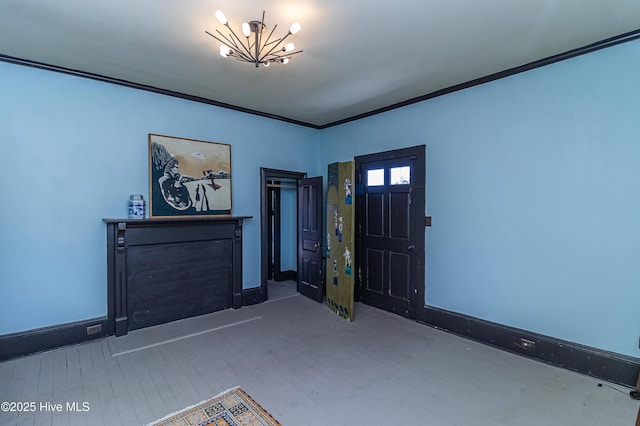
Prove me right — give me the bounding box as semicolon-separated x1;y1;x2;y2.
317;40;640;357
0;62;319;334
2;38;639;358
280;187;297;272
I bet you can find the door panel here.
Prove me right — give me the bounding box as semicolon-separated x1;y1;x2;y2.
366;193;384;236
389;252;410;299
302;238;318;251
298;176;323;302
356;147;425;319
366;249;384;293
390;192;410;238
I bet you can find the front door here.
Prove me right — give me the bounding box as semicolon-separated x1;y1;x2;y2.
356;146;425;319
297;176;324;302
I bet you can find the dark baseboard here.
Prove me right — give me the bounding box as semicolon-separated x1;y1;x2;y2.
421;306;640;387
0;317;109;362
275;270;297;282
241;287;263;306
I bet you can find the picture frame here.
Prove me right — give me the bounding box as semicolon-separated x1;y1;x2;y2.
149;134;232;217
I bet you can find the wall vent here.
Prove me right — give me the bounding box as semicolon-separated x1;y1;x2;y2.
86;324;102;335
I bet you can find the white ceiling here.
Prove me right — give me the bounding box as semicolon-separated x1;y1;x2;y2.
1;0;640;127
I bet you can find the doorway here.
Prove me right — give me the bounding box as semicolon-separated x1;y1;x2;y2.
266;177;297;283
355;145;426;320
260;168;307;301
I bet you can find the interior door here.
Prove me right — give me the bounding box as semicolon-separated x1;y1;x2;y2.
356;146;425;319
297;176;324;302
267;185;281;281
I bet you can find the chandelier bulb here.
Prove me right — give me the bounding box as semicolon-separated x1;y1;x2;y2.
263;61;270;67
214;10;228;25
242;22;251;37
219;45;231;57
289;22;301;34
280;58;290;64
284;42;295;52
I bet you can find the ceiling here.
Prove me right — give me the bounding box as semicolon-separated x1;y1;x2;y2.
1;1;640;128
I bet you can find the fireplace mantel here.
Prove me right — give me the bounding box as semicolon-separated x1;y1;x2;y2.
104;216;251;336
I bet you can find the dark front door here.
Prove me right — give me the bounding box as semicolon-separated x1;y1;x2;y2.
298;176;324;302
356;146;425;319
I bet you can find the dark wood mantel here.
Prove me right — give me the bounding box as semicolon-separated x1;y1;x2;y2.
104;216;251;336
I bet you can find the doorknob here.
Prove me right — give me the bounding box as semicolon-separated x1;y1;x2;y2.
407;244;415;250
314;242;320;253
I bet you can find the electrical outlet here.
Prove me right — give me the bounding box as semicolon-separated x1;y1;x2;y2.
520;338;535;350
86;324;102;335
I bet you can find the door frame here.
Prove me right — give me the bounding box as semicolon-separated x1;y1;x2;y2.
354;145;426;319
260;168;307;301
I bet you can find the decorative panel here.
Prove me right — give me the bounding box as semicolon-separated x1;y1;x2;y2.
325;161;355;321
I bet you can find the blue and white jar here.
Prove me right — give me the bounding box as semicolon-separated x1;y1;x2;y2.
128;194;146;219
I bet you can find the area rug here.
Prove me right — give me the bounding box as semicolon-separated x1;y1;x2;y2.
146;386;281;426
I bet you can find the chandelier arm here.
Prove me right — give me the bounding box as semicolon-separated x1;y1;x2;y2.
265;49;303;63
258;24;278;57
224;25;256;61
264;38;284;47
211;29;239;50
268;49;304;58
217;29;236;45
207;31;254;62
259;32;291;63
246;33;254;59
205;31;237;52
205;30;227;45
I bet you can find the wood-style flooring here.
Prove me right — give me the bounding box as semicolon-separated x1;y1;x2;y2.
1;282;638;425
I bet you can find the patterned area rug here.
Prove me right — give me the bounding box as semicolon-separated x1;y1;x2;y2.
146;387;281;426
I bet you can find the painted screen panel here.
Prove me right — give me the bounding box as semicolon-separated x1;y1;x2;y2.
326;161;355;321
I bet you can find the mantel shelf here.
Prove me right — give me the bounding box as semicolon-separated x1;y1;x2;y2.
103;216;252;225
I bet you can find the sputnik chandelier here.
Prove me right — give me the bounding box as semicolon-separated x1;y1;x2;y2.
205;10;303;67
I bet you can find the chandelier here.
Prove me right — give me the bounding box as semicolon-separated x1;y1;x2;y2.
205;10;303;67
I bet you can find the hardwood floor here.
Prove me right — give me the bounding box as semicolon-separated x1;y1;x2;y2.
1;294;637;425
267;279;298;301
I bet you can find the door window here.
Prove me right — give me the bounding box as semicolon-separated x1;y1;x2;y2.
390;166;411;185
367;168;385;186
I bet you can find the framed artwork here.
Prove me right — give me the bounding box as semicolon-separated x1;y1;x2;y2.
149;134;232;217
